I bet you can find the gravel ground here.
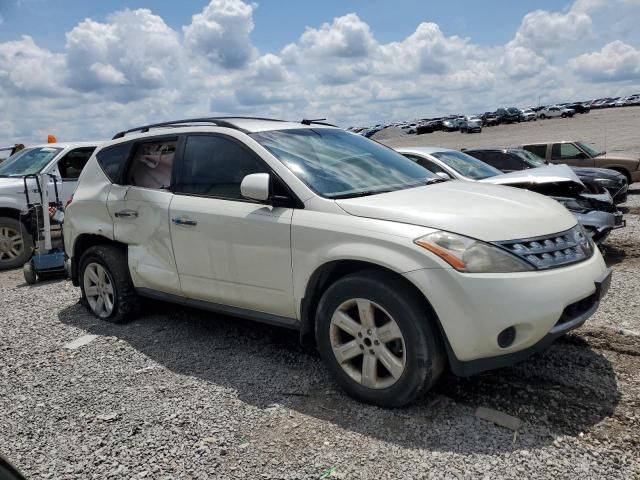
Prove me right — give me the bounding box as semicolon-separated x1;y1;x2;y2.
378;106;640;156
1;183;639;477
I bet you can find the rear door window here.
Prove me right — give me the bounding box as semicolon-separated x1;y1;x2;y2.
125;139;177;190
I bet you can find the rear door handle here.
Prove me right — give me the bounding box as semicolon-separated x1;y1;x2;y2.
172;217;198;226
114;209;138;218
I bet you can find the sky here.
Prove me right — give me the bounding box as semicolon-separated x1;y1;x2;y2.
0;0;639;144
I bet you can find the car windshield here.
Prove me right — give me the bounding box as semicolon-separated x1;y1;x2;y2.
576;141;602;157
250;129;436;198
513;149;546;167
430;150;502;180
0;147;62;177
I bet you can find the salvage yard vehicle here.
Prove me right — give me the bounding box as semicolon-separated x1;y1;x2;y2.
496;107;521;123
0;142;99;270
519;108;537;121
459;116;482;133
521;140;640;186
65;117;611;407
537;106;574;119
397;147;623;243
464;148;629;204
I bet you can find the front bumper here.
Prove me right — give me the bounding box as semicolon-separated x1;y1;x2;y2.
404;250;609;373
574;210;624;243
446;268;611;376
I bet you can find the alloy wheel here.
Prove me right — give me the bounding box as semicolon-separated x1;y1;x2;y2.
329;298;406;389
83;262;115;318
0;226;24;262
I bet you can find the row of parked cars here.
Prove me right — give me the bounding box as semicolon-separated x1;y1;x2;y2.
352;93;640;138
1;117;637;407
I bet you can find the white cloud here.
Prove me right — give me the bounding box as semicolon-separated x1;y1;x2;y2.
299;13;376;58
0;0;639;144
510;9;592;54
570;40;640;82
183;0;256;68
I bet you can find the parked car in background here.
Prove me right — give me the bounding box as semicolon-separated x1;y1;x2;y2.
521;140;640;185
464;148;629;204
0;141;99;270
481;112;500;126
442;117;463;131
537;106;575;119
65;117;611;407
496;108;522;123
520;109;537;121
459;116;483;133
566;102;591;114
397;147;622;243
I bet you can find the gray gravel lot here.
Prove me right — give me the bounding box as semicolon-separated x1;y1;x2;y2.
1;113;640;478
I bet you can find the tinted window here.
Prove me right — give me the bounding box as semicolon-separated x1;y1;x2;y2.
551;143;582;160
404;154;447;174
484;152;525;171
251;129;434;199
57;147;95;180
177;135;267;199
96;143;132;183
126;140;176;189
523;144;547;159
430;150;501;180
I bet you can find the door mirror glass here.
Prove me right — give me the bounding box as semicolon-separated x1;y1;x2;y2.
241;173;270;201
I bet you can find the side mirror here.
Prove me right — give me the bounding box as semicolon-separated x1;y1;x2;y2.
436;172;452;180
241;173;270;201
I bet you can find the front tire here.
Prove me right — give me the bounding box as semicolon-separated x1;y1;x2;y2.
0;217;33;270
315;270;445;407
79;245;139;323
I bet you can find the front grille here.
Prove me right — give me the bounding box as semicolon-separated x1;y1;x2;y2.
493;226;593;270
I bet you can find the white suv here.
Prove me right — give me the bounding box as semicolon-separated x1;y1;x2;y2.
64;118;611;407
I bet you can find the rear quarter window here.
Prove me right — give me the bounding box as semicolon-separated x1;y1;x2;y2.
96;143;132;183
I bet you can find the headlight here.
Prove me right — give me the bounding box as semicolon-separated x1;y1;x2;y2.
556;198;589;213
414;231;534;273
592;178;618;187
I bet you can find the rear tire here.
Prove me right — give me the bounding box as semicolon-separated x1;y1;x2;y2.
315;270;445;407
539;114;546;119
79;244;139;323
0;217;33;270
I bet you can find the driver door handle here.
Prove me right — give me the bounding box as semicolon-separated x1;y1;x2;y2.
172;217;198;226
114;209;138;218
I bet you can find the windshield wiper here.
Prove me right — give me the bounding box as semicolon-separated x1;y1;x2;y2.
331;188;397;199
423;177;448;185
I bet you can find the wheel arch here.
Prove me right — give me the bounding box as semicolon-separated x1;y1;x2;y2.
0;207;24;222
604;166;632;184
71;234;127;286
299;260;443;350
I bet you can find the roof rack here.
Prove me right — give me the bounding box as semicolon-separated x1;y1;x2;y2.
111;116;337;140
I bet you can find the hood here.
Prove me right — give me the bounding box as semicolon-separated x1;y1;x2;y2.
571;167;626;180
596;152;640;163
0;176;28;194
479;164;584;188
335;181;576;242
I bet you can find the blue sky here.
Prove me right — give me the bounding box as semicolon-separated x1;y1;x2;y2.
1;1;569;51
0;0;638;143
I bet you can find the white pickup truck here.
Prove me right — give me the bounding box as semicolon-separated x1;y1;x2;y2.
0;142;100;269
